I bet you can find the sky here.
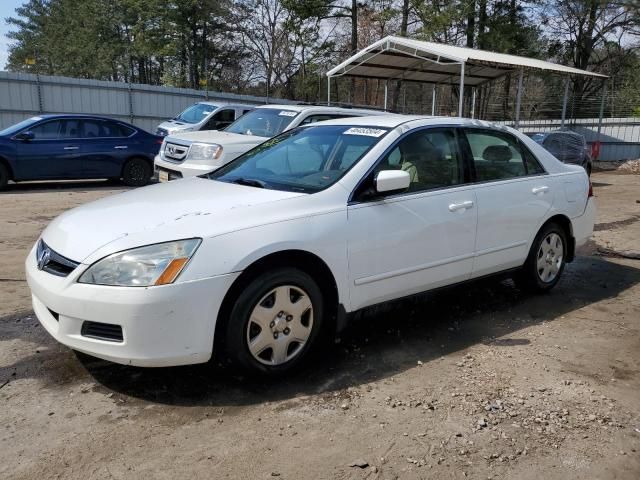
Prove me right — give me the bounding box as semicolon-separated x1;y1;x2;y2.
0;0;26;70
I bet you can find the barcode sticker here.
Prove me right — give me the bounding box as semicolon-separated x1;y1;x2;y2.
279;111;297;117
343;127;386;137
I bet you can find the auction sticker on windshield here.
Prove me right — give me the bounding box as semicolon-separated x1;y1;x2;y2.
278;111;297;117
343;127;386;137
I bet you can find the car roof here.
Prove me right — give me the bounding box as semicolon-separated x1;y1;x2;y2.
305;114;503;129
195;102;257;108
254;104;386;115
33;114;135;124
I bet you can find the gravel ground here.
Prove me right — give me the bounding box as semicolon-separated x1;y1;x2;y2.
1;173;639;480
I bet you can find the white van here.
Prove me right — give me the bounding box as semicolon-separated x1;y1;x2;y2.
155;102;255;137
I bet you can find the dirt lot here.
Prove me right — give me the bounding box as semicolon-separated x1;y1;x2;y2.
1;174;639;480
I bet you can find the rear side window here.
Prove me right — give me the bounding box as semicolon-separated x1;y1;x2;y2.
80;120;134;138
464;129;543;182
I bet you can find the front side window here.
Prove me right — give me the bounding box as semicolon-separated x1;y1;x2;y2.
210;125;388;193
30;120;62;139
372;128;465;193
175;103;217;124
464;129;543;181
224;108;300;137
203;109;235;130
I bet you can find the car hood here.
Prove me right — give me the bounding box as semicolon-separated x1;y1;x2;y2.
41;178;305;263
167;130;268;146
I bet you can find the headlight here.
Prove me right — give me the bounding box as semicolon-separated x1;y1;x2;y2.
188;142;223;161
78;239;201;287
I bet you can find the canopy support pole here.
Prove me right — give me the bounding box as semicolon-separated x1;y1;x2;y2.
514;70;524;129
327;76;331;106
561;78;570;129
458;62;465;116
431;85;436;116
384;80;388;111
471;87;476;119
596;79;607;160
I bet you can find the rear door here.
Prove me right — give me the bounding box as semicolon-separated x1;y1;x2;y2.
80;119;136;178
461;128;552;278
15;119;85;179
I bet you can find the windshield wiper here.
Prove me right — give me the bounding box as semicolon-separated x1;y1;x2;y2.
230;177;266;188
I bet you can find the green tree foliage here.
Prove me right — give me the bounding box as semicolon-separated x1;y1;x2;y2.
4;0;639;115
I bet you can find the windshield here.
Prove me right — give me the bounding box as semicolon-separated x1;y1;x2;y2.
0;116;43;136
225;108;299;137
209;125;389;193
175;103;218;124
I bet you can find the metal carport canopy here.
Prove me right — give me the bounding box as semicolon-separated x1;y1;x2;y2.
326;35;607;118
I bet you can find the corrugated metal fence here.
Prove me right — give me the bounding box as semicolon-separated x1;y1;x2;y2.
0;71;295;133
1;71;638;161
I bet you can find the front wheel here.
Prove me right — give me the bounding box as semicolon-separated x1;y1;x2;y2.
516;222;567;292
121;158;151;187
224;268;325;376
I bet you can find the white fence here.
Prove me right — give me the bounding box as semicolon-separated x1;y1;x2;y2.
0;71;295;133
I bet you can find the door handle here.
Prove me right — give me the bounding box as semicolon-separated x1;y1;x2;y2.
63;146;79;150
448;200;474;212
532;186;549;195
114;145;128;149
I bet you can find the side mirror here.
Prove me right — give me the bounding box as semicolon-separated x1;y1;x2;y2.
375;170;411;194
15;131;35;141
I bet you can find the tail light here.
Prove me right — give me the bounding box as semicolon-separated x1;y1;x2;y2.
588;179;593;197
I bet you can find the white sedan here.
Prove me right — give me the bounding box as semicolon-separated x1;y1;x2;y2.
26;116;595;375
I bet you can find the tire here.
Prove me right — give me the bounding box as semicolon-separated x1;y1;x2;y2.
0;162;10;190
121;158;151;187
223;267;326;376
516;222;567;292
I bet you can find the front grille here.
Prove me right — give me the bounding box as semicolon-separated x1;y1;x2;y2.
156;127;168;136
81;321;124;343
164;142;189;162
36;240;80;277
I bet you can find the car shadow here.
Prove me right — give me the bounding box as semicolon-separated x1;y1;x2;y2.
76;255;640;406
2;255;639;407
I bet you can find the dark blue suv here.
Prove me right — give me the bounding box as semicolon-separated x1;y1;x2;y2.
0;114;163;190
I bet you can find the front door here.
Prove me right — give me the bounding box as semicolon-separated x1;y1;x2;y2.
461;128;553;278
15;118;85;179
347;127;477;310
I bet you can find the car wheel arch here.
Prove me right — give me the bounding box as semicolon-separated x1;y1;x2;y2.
0;156;14;179
121;155;152;176
538;214;575;262
214;249;341;351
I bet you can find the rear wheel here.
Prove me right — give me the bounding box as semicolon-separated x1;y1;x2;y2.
121;158;151;187
516;222;567;292
223;268;325;376
0;163;10;190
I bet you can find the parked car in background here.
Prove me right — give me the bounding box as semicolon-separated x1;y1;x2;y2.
154;104;388;181
155;102;255;137
0;114;162;190
27;116;595;376
529;131;592;175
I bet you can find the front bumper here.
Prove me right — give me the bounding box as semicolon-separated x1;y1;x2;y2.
26;244;240;367
154;154;220;179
